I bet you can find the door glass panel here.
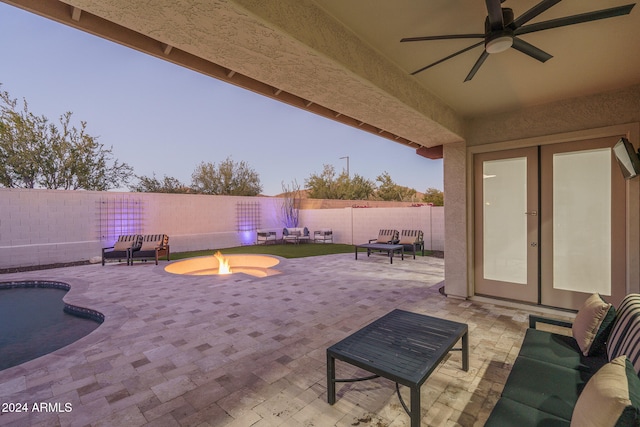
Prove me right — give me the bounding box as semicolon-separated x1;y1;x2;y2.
483;157;528;284
552;148;611;294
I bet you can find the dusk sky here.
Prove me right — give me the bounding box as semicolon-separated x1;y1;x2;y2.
0;3;443;196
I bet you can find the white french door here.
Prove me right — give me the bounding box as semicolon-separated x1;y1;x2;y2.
539;137;626;309
474;137;627;309
474;147;539;303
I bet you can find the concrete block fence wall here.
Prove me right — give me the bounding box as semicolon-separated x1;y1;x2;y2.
0;188;444;269
297;206;444;248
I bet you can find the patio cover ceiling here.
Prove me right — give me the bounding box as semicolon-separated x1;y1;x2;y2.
4;0;640;155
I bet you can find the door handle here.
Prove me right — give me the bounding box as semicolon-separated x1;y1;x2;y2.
530;242;538;247
525;211;537;216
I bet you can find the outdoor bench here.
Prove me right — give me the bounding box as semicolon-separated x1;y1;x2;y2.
485;293;640;426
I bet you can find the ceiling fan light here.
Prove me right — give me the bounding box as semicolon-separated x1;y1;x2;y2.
486;35;513;54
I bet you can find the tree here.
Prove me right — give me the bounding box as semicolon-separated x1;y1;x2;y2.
130;173;190;193
191;157;262;196
0;91;48;188
338;174;376;200
0;86;133;190
305;164;339;199
375;171;417;201
422;187;444;206
305;164;375;200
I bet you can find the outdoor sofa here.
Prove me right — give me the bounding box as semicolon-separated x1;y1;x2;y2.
283;227;310;244
130;234;170;265
485;293;640;426
101;234;142;265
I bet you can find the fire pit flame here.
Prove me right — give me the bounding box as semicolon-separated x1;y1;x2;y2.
214;251;232;274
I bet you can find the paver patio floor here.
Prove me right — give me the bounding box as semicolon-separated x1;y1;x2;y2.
0;253;569;426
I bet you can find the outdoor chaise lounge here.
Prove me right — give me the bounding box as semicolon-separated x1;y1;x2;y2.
130;234;170;265
398;229;424;258
283;227;310;244
369;229;399;245
102;234;142;265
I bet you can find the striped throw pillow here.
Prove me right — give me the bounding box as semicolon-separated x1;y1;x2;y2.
607;294;640;374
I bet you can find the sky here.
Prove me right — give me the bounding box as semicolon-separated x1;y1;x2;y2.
0;4;443;196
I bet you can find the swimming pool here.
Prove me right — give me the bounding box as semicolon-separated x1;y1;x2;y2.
0;281;103;371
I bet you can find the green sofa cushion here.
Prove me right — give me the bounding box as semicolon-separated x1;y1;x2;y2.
501;355;594;421
518;328;608;373
485;397;571;427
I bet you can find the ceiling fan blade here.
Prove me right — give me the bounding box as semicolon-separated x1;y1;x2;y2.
516;4;636;36
511;37;553;63
411;41;484;75
511;0;561;29
401;34;484;42
464;51;490;82
485;0;504;30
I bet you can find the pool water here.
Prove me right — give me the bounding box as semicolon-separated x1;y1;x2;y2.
0;287;101;371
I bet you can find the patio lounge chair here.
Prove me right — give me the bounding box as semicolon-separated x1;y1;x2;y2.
102;234;142;265
256;229;277;245
313;229;333;243
369;229;399;245
398;229;424;258
130;234;170;265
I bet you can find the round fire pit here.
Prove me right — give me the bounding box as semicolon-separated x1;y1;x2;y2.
164;254;281;278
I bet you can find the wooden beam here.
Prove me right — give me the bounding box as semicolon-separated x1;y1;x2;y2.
416;145;443;159
71;6;81;21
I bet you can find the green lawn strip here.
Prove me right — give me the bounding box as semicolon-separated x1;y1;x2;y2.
170;244;436;260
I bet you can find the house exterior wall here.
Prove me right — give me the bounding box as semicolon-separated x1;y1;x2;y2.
0;188;444;269
444;84;640;299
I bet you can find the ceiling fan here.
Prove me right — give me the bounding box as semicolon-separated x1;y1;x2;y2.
401;0;636;82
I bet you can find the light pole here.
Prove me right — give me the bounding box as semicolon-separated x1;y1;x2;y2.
340;156;350;179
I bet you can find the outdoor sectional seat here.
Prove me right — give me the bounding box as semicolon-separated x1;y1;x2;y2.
102;234;142;265
485;293;640;426
130;234;170;265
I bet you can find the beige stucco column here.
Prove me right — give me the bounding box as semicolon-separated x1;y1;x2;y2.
443;142;468;298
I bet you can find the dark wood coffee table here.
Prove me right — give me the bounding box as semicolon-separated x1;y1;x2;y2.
327;309;469;427
355;243;404;264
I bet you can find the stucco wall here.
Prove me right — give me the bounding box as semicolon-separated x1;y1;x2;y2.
0;188;444;269
465;84;640;147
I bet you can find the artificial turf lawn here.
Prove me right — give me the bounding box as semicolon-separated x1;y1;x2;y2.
170;243;437;260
